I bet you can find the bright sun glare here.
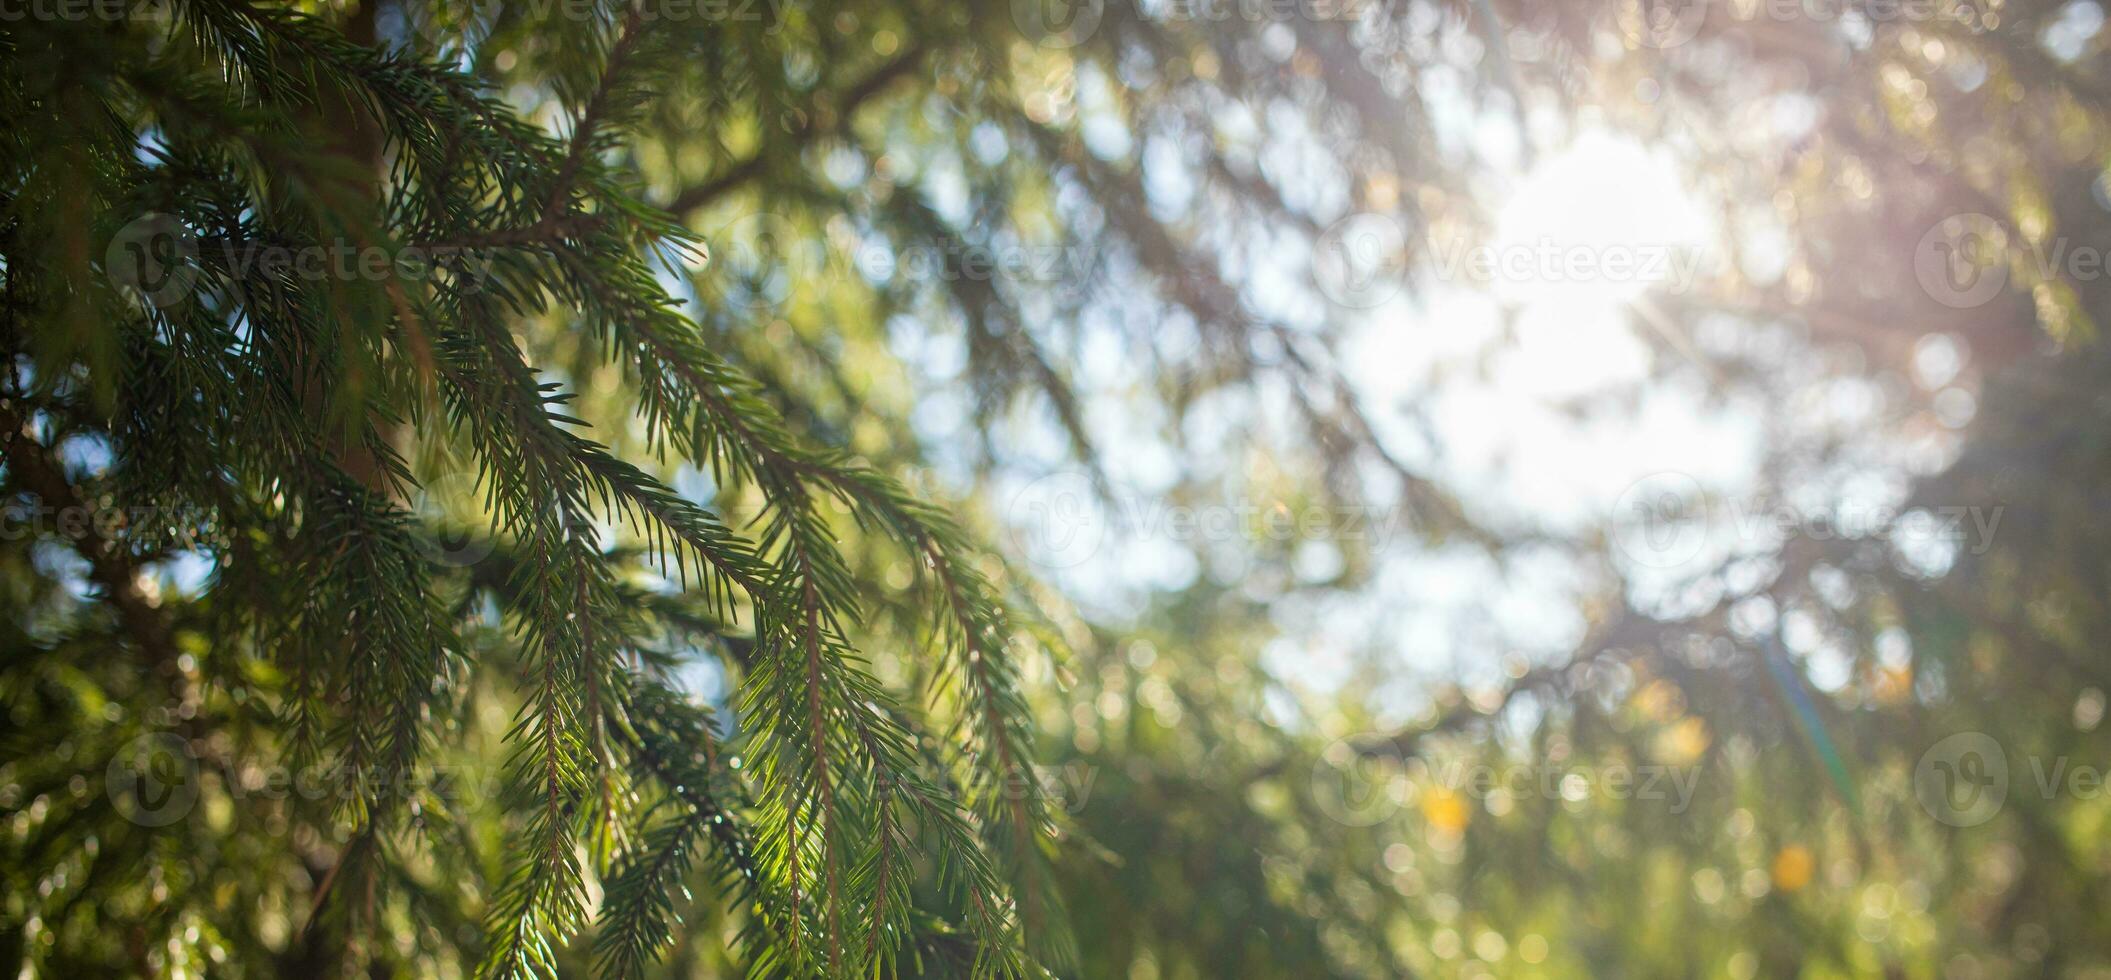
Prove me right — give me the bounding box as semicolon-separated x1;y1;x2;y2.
1492;129;1711;305
1485;130;1713;399
1349;128;1744;535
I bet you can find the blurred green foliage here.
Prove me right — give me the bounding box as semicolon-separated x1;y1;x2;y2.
6;0;2111;977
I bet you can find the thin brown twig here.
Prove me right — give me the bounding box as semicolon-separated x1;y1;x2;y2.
545;4;652;222
661;44;929;216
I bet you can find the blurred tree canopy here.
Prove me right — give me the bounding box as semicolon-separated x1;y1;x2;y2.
5;0;2111;977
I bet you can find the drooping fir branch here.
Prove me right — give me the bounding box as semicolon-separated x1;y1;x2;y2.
849;693;1035;978
594;806;717;978
7;1;1069;975
508;208;1049;971
301;480;461;831
736;504;873;975
597;680;772;978
806;466;1072;967
432;299;765;612
478;527;610;980
406;14;1041;977
431;311;633;980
